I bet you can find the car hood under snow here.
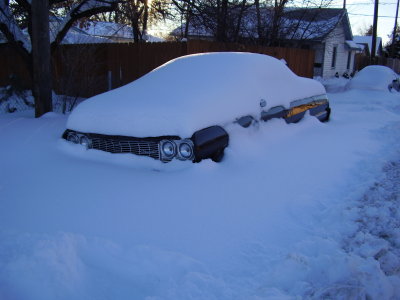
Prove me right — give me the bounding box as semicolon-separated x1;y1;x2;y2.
67;52;326;138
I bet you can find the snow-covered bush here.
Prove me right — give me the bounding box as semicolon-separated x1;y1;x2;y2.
0;75;34;113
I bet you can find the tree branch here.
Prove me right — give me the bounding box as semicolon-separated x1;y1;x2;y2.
14;0;31;12
50;0;119;51
0;1;31;52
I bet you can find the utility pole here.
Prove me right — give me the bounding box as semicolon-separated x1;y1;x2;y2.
343;0;346;9
371;0;379;62
391;0;400;57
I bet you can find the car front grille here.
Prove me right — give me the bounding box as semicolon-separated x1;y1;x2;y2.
91;137;160;160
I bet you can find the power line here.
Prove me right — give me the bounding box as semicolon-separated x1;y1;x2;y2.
332;2;398;5
347;2;395;4
348;12;397;18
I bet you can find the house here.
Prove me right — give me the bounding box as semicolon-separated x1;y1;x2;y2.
353;35;383;57
278;8;362;78
172;8;361;78
82;21;165;43
0;17;165;45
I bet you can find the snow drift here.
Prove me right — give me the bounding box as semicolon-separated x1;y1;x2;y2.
346;65;399;92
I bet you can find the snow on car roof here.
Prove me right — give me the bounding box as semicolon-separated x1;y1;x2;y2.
67;52;326;137
346;65;398;92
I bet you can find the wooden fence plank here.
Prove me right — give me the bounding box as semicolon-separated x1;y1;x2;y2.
1;41;315;98
354;54;400;74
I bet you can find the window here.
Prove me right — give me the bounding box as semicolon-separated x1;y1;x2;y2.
347;52;352;70
331;45;338;68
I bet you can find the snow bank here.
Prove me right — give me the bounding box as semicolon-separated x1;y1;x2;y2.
315;76;350;93
1;61;400;300
67;52;326;137
346;65;398;92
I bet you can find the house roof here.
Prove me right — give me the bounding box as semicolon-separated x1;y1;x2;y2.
84;22;133;40
172;7;351;42
52;25;111;44
345;40;362;50
0;18;110;45
0;16;165;45
49;16;113;44
281;8;351;41
353;35;382;56
83;21;165;42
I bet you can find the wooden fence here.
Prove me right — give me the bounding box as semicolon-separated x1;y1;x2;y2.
1;40;315;98
354;54;400;74
0;45;31;89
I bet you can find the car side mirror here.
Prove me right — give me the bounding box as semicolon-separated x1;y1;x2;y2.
236;115;256;128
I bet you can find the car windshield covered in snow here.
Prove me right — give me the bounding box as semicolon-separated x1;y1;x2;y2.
63;52;331;163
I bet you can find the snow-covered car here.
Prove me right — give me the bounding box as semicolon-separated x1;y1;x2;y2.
62;52;330;163
346;65;400;92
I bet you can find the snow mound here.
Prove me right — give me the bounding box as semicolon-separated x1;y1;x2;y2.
315;76;350;93
346;65;398;92
67;52;326;138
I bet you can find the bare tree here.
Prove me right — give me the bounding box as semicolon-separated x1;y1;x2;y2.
254;0;265;44
268;0;290;45
171;0;253;42
0;0;119;117
363;24;373;36
385;26;400;58
170;0;335;46
233;0;247;42
91;0;171;43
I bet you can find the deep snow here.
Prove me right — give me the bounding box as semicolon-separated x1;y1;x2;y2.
0;77;400;299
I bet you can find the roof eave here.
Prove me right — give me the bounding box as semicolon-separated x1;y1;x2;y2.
341;11;353;40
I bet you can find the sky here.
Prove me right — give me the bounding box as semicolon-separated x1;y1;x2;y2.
330;0;399;44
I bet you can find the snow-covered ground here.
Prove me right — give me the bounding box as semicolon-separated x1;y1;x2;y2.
0;78;400;299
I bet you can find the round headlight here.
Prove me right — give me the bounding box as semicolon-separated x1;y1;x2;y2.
161;140;176;158
79;135;91;149
179;142;193;159
67;132;79;144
